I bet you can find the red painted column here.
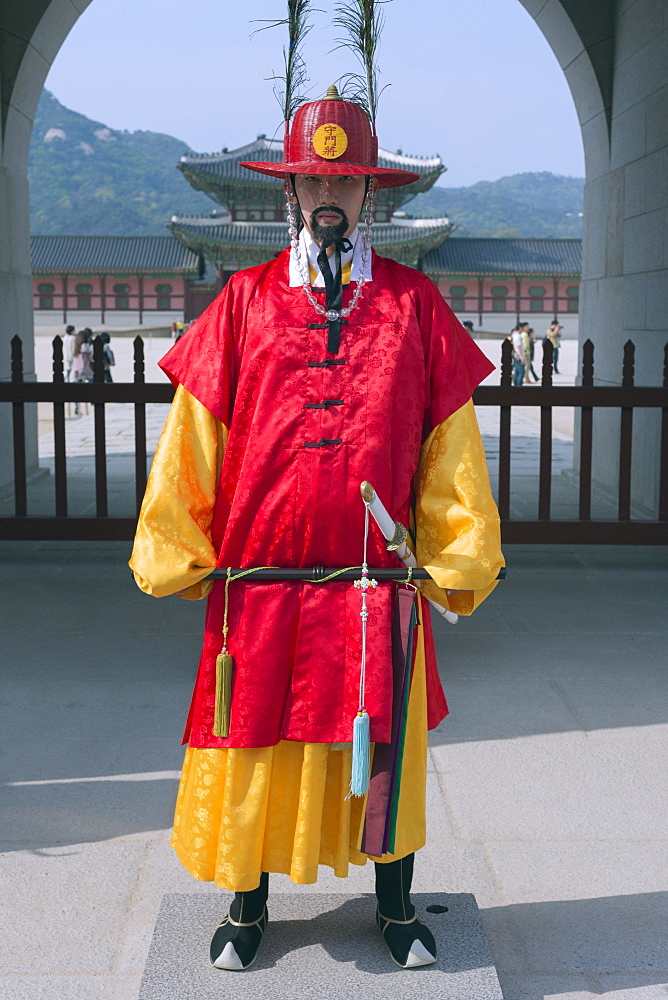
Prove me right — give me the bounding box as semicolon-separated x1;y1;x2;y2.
477;275;483;326
184;278;192;323
552;277;559;319
62;274;68;323
100;274;106;324
138;274;144;325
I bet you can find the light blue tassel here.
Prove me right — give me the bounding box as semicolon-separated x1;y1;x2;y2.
350;708;371;797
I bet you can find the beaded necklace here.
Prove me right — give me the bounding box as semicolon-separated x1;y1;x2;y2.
285;179;376;322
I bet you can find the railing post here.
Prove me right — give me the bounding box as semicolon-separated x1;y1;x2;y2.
92;335;105;384
134;336;148;515
92;336;108;517
578;340;594;520
659;342;668;522
498;338;512;519
618;340;635;520
52;336;68;516
134;336;145;384
541;338;554;381
538;340;553;519
10;335;27;516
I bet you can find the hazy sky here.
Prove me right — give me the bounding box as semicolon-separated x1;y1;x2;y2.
45;0;585;188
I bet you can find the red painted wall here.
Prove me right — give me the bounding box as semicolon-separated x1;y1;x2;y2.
33;275;188;313
435;276;580;315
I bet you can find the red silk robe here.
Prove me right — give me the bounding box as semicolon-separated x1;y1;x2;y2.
160;249;494;750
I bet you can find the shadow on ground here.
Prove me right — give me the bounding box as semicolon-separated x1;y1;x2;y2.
484;892;668;999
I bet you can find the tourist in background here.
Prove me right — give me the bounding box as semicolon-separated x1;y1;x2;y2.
72;327;94;410
522;325;539;383
510;324;526;386
462;320;475;337
545;320;562;374
62;325;76;383
72;328;94;381
99;332;115;383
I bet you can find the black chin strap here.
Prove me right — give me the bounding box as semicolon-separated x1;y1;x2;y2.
316;236;353;354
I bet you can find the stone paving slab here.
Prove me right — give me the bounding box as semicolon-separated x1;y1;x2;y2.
432;734;668;841
137;892;503;1000
0;973;143;1000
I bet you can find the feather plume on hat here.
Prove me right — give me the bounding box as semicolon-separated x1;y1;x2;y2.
242;0;419;188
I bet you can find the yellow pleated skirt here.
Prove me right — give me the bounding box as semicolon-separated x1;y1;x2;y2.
172;617;428;891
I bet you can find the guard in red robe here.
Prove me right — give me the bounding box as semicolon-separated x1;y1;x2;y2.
131;82;503;972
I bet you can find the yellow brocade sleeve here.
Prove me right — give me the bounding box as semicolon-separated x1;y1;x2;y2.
129;385;227;600
415;398;504;616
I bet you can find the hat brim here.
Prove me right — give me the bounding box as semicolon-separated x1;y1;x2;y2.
239;160;421;189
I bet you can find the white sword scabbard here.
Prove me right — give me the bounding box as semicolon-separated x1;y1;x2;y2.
360;481;459;625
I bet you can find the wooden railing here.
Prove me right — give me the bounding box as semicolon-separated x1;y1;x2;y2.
474;338;668;542
1;334;667;543
0;335;171;539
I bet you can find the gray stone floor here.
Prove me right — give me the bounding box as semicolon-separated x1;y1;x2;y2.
1;541;667;999
138;892;503;999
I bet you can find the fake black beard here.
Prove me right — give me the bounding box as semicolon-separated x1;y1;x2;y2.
310;206;349;247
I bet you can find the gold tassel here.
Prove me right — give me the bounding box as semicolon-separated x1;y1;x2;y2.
212;566;234;738
213;651;234;738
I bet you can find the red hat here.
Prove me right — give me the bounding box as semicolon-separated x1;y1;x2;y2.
240;85;420;189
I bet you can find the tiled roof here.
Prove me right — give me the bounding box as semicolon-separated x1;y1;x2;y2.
30;235;200;273
179;137;444;183
169;217;453;249
423;238;582;275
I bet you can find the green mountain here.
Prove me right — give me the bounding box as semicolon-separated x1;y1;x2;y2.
29;90;210;235
29;90;585;238
404;173;584;238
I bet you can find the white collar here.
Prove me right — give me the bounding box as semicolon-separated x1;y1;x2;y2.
288;226;372;288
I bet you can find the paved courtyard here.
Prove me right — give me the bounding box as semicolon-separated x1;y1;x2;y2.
1;540;666;999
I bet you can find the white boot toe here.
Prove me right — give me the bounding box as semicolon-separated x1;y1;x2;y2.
403;939;436;968
212;941;245;971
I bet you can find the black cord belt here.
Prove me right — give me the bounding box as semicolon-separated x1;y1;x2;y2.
208;567;507;582
304;399;344;409
303;438;343;448
308;359;346;368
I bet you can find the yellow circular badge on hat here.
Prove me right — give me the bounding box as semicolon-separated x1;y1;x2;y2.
313;123;348;160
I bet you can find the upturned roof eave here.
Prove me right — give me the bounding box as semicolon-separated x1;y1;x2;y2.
30;235;201;274
169;219;455;254
423;266;582;276
178;148;446;194
422;237;582;276
32;264;199;274
178;162;283;190
168;222;284;249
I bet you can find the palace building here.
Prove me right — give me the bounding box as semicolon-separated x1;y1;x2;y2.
423;238;581;335
31;136;581;334
30;235;211;330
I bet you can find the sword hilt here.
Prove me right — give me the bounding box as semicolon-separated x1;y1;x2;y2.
360;480;410;555
360;480;375;504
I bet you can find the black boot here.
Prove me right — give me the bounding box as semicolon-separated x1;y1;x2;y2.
210;872;269;971
374;854;436;968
